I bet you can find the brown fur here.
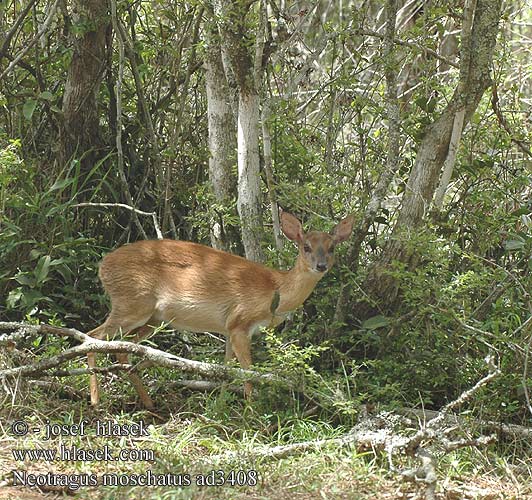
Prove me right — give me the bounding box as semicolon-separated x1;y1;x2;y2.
88;212;354;407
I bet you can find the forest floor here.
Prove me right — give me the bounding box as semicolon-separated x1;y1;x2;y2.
1;386;531;500
0;429;528;500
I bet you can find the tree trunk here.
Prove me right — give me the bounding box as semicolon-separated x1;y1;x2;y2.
205;42;237;251
236;90;263;261
362;0;503;311
433;108;466;208
60;0;108;174
213;0;264;263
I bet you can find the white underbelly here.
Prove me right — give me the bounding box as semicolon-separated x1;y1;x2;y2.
151;295;292;336
152;297;228;334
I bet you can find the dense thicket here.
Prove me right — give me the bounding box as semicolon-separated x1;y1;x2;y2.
1;0;531;424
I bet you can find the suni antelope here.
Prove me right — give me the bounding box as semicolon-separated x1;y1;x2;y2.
87;211;354;408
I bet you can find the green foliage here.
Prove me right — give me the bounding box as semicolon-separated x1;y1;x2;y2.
0;0;530;440
262;329;329;381
0;143;105;326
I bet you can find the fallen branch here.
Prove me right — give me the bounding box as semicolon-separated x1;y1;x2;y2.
390;364;501;500
397;407;532;441
207;411;410;463
203;365;501;500
0;322;288;388
171;379;243;394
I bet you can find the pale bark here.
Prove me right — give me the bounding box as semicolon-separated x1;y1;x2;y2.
207;367;500;500
237;91;264;262
0;323;285;387
363;0;503;310
205;42;237;251
262;103;284;254
433;108;466;208
397;0;498;229
213;0;265;263
433;0;475;208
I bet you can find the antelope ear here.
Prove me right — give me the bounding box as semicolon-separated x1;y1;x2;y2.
280;210;304;244
332;215;354;244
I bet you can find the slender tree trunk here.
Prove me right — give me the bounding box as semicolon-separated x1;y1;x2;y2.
236;90;263;262
433;108;466;208
262;102;283;255
60;0;108;174
205;42;237;251
363;0;503;311
213;0;264;263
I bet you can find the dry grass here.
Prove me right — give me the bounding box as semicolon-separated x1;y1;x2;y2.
1;360;531;500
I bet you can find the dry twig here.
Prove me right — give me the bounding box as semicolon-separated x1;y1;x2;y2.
0;322;287;388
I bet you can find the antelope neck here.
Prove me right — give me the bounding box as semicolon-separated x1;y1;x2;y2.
275;255;324;313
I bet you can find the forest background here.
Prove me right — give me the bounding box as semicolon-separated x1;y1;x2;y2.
1;0;532;498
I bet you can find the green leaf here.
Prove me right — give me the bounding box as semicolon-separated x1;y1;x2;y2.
48;177;72;192
6;288;23;308
426;97;437;113
39;91;54;101
23;99;37;120
34;255;51;284
29;249;42;260
504;239;525;251
362;315;390;330
20;288;46;308
415;96;428;111
54;262;73;282
14;273;36;287
45;205;63;217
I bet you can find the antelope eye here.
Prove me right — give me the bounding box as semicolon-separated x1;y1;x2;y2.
303;243;312;253
329;244;336;253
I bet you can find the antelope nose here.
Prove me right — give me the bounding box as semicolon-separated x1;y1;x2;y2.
316;263;327;272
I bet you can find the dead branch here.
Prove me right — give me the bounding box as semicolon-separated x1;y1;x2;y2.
397;407;532;441
391;365;501;500
72;203;163;239
0;322;288;388
171;379;243;394
207;411;410;463
425;366;500;430
204;366;502;500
